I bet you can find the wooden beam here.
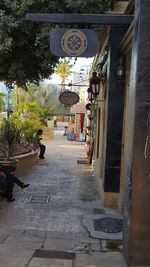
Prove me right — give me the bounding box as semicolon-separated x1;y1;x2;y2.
26;13;133;25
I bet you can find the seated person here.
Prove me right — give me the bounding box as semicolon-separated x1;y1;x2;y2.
0;165;30;202
33;129;46;159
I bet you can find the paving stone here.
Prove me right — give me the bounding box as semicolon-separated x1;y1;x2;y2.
28;257;73;267
0;131;126;267
72;254;90;267
0;251;33;267
46;231;76;240
0;257;21;267
88;252;127;267
77;236;100;244
91;243;101;251
44;238;76;251
0;234;9;244
0;244;33;256
20;229;47;242
3;237;43;250
73;252;127;267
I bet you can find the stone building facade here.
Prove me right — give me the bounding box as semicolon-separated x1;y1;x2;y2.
91;0;150;265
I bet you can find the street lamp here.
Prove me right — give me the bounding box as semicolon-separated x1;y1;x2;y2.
87;87;93;102
89;72;100;98
116;56;125;80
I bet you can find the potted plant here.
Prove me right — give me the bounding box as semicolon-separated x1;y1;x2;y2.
0;119;21;172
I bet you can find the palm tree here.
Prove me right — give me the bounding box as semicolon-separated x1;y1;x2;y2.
11;84;37;108
34;82;59;107
35;82;70;115
55;59;73;91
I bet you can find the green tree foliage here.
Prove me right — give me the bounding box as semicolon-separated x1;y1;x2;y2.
11;113;42;142
0;92;6;112
11;85;36;107
12;101;53;121
0;118;21;159
66;0;116;14
11;82;68;115
10;101;49;141
0;1;59;88
0;0;116;88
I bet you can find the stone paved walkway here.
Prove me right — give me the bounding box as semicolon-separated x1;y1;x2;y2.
0;129;127;267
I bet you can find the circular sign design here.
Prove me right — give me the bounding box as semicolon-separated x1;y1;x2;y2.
59;90;79;106
61;29;87;56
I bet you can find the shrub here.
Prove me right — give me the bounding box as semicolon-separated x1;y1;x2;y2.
0;119;21;159
20;118;42;142
11;114;42;142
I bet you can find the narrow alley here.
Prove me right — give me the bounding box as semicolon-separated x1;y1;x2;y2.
0;129;126;267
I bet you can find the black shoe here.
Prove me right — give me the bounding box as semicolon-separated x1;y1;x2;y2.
7;198;15;202
21;183;30;189
39;156;45;159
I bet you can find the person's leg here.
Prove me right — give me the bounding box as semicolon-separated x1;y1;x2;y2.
6;174;30;189
39;143;46;159
4;181;14;202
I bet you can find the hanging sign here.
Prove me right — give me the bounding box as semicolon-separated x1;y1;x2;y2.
59;90;79;106
50;28;99;57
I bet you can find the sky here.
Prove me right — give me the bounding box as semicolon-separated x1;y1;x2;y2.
72;57;93;72
0;82;7;93
50;57;94;84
